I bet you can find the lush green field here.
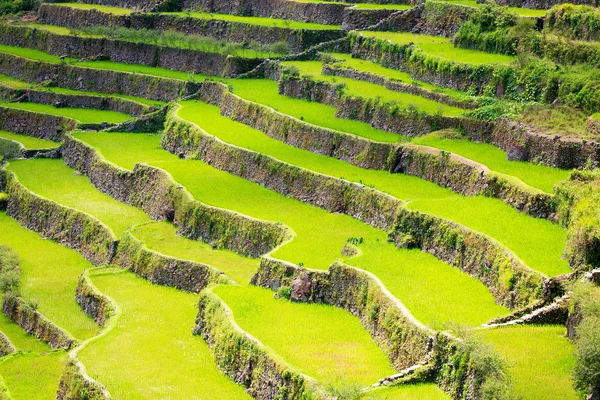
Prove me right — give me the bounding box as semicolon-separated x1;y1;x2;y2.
214;284;397;386
0;352;67;400
0;44;66;63
8;159;149;237
175;101;570;277
281;60;466;116
359;31;516;65
50;2;133;14
228;79;403;142
412;132;571;193
328;53;465;97
168;11;341;30
365;383;450;399
0;130;58;149
75;131;510;327
0;102;131;124
0;212;99;340
482;326;578;400
74;60;206;81
132;222;259;284
0;73;31;89
78;268;250;399
433;0;548;17
352;3;412;10
0;313;49;353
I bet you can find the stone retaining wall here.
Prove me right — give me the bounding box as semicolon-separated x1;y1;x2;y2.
163;106;400;230
75;273;114;327
0;52;198;102
182;0;349;25
4;172;117;266
162;107;546;308
0;106;76;142
113;231;224;292
199;80;554;218
194;290;328;400
251;258;433;370
39;4;346;52
0;84;150;117
0;332;14;357
2;296;75;349
56;359;110;400
1;24;262;78
62;136;288;257
342;8;398;31
323;63;478;109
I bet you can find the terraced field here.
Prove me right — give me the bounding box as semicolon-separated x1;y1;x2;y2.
0;0;597;399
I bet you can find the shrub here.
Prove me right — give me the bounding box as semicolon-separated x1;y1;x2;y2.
0;245;19;294
0;0;38;16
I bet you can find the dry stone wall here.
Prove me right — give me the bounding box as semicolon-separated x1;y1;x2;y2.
0;106;75;142
75;273;114;327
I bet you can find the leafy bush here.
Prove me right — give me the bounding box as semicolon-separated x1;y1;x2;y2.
0;0;38;16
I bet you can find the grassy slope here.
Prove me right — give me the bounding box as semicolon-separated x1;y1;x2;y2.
282;60;466;116
132;222;259;284
364;383;450;399
169;11;341;30
329;53;465;97
0;130;58;149
0;102;131;124
359;31;516;65
78;269;250;399
412;133;570;193
0;212;99;340
75;131;509;327
214;284;396;386
0;352;67;400
228;79;402;143
0;313;49;353
8;159;149;237
50;2;132;14
175;101;570;277
482;326;578;400
0;73;31;89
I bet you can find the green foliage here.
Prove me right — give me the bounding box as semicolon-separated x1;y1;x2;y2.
0;0;38;16
0;245;19;295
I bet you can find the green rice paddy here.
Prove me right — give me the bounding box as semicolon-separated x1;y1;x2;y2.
0;130;58;149
73;130;511;327
167;11;342;30
213;284;397;386
0;352;67;400
365;383;450;399
359;31;516;65
412;132;571;193
49;2;133;15
0;102;131;124
0;73;31;89
175;100;570;277
281;60;466;116
482;326;578;400
352;3;412;10
0;212;99;340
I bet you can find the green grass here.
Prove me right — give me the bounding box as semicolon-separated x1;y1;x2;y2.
327;53;466;97
7;159;150;237
0;352;67;400
482;325;578;400
214;284;397;386
0;212;99;340
0;73;31;89
0;102;132;124
168;11;341;30
175;100;570;277
281;60;466;116
74;131;510;327
131;222;259;284
412;132;571;193
0;130;58;149
43;86;166;108
364;383;450;399
78;269;250;399
51;2;133;15
359;31;516;65
228;79;402;143
0;313;50;353
0;44;66;63
433;0;547;17
73;60;206;81
352;3;412;10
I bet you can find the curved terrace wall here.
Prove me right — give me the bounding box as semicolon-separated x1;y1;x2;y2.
198;80;554;218
194;289;327;400
162;107;547;308
3;171;117;266
38;4;346;52
0;106;76;142
75;272;114;327
0;24;262;78
0;53;198;102
62;136;288;257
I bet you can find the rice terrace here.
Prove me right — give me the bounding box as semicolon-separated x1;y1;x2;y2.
0;0;600;398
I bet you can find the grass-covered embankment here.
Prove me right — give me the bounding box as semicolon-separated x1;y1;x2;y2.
0;130;58;150
75;131;511;327
0;102;131;124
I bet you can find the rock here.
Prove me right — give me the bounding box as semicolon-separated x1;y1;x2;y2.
507;146;529;162
290;272;312;302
